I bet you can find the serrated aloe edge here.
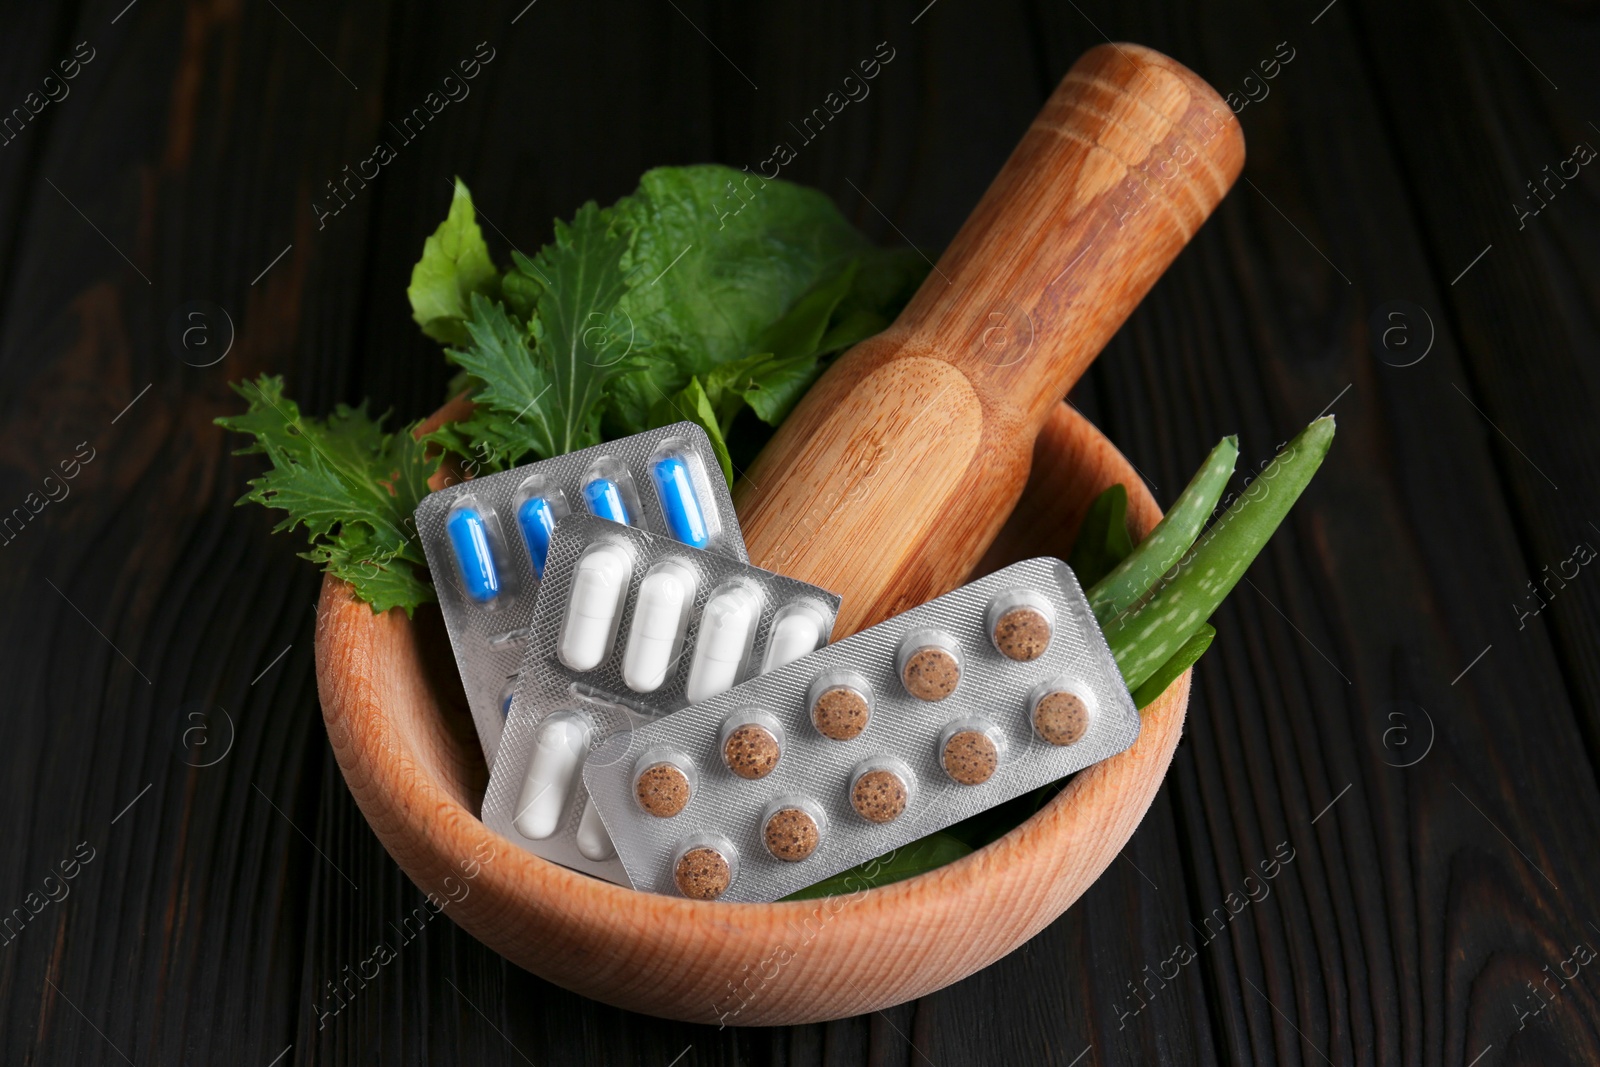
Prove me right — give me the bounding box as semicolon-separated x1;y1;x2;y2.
1086;435;1238;623
1102;416;1335;693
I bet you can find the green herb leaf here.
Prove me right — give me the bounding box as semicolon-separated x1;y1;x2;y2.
942;784;1061;851
410;166;924;472
500;250;543;323
782;832;973;901
704;349;825;428
699;352;777;429
215;375;437;616
424;294;550;469
407;178;499;347
754;258;860;364
1067;483;1134;587
708;260;864;428
616;166;874;371
1132;623;1215;709
605;165;926;436
815;306;891;355
829;245;925;337
648;375;733;485
438;205;643;471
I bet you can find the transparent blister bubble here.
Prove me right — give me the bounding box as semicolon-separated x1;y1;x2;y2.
895;628;964;702
583;557;1141;903
556;542;635;672
761;598;834;674
670;833;740;900
937;717;1006;786
849;756;916;825
807;669;874;741
1027;675;1097;747
480;516;841;885
718;709;785;781
632;746;698;819
412;423;746;766
687;580;765;704
579;455;643;527
647;437;723;550
443;493;518;608
760;794;828;863
985;587;1056;662
621;560;698;694
512;474;570;580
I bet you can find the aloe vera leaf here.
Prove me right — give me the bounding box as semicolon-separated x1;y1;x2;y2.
1106;416;1335;692
1087;436;1238;622
1132;623;1215;709
790;424;1330;900
1067;483;1134;587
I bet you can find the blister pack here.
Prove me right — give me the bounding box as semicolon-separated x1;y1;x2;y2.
413;423;744;765
582;557;1140;902
480;516;842;884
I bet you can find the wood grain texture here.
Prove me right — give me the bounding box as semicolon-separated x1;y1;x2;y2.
315;401;1192;1025
737;43;1244;634
3;0;1599;1063
1092;2;1600;1063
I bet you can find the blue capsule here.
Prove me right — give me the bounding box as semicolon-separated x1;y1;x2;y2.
517;495;556;577
446;506;501;603
651;454;710;549
583;477;630;525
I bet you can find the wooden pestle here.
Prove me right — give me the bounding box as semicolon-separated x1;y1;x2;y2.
735;43;1244;634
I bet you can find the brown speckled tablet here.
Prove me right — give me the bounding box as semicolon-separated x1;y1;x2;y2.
1033;690;1090;746
763;807;821;862
723;723;780;780
811;686;870;741
635;762;691;817
850;769;908;823
942;729;999;785
674;847;731;899
902;647;960;701
993;606;1052;661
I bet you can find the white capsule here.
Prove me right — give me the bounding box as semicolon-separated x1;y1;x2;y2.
575;798;616;860
761;604;824;674
621;561;695;693
557;544;632;671
513;716;589;840
686;585;758;703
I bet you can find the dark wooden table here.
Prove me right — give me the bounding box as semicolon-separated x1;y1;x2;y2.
3;0;1598;1063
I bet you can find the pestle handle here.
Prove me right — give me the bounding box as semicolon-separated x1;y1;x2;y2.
736;43;1244;635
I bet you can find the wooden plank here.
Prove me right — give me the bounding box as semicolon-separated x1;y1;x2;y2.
294;1;749;1062
1032;0;1600;1064
4;0;1596;1062
0;0;396;1062
1349;0;1600;803
0;4;88;313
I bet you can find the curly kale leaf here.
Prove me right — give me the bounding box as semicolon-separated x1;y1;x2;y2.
215;375;437;615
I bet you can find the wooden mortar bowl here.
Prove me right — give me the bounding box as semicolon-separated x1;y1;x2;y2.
315;399;1189;1025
